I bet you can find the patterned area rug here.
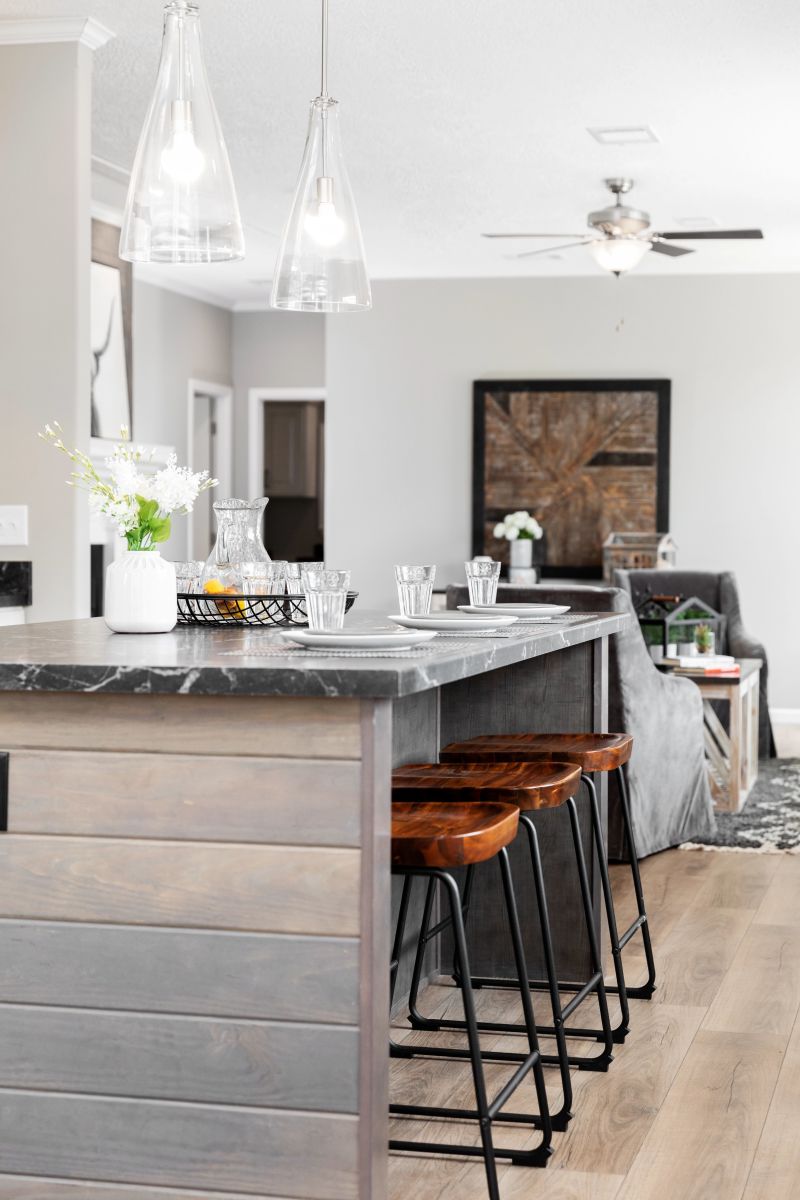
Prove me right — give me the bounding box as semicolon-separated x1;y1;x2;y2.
681;758;800;853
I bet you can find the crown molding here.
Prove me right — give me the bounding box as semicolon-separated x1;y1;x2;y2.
92;155;130;186
0;17;115;50
91;200;124;229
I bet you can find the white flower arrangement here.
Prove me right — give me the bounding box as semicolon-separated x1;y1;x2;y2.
40;423;217;551
493;510;544;542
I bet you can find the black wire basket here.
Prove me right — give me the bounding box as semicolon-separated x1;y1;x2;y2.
177;591;359;628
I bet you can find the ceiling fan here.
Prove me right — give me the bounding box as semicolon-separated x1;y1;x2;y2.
483;178;763;275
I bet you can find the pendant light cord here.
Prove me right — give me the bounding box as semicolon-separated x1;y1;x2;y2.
320;0;329;98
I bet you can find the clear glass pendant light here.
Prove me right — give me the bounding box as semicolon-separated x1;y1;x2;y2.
271;0;371;312
120;0;244;264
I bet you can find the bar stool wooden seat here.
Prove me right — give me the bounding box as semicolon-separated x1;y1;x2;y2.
441;731;656;1040
391;798;521;868
392;761;614;1132
390;800;553;1195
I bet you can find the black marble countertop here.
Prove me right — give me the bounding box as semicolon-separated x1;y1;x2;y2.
0;612;627;699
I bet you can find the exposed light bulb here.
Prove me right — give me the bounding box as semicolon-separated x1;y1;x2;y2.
161;99;205;185
304;176;346;247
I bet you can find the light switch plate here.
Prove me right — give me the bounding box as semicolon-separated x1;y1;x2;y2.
0;506;29;546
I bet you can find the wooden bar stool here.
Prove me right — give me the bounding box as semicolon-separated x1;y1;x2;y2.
392;761;615;1132
440;732;656;1043
389;800;553;1195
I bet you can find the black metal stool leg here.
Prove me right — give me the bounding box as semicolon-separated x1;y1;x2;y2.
604;764;656;1000
407;878;437;1029
495;847;553;1163
517;814;573;1124
390;875;413;1009
564;796;615;1066
391;869;501;1199
404;803;614;1085
581;772;631;1042
444;869;500;1198
390;865;554;1158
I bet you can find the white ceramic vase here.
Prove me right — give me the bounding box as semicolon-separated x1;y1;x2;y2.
509;538;534;570
104;550;177;634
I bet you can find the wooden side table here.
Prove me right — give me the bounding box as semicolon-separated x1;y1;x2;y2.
687;658;761;813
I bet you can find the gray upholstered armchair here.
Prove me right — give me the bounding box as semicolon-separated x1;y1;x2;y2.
614;569;776;758
446;582;716;859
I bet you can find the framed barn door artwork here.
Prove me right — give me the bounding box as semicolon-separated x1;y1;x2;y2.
472;379;671;578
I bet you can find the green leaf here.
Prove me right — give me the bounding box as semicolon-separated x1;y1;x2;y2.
136;496;159;523
150;516;171;544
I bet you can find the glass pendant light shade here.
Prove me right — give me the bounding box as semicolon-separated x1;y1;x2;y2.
120;1;244;264
590;236;651;275
271;97;371;312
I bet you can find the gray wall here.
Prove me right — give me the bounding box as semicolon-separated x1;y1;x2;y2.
232;311;326;494
133;281;233;560
0;41;92;622
326;275;800;708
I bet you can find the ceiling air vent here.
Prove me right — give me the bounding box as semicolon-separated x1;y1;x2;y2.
587;126;660;145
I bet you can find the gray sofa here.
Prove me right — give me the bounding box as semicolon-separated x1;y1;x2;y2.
446;582;716;859
614;569;776;759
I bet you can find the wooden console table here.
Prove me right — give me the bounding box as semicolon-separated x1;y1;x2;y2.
689;658;761;813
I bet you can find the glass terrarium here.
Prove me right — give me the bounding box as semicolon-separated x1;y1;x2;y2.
200;498;270;594
635;593;726;658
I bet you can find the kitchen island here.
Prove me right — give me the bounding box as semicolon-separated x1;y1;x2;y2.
0;611;625;1200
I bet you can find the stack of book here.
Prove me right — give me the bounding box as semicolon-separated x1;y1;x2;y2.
661;654;740;677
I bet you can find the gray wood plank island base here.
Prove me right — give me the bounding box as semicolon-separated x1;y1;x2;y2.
0;612;625;1200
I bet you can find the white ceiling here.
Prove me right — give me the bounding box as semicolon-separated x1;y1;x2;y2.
4;0;800;308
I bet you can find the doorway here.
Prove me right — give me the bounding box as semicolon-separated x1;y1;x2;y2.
248;387;326;561
187;380;233;560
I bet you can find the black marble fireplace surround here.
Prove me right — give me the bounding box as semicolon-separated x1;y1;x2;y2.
0;561;31;608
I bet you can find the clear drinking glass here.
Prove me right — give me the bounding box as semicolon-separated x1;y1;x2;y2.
465;559;501;606
242;561;287;595
285;561;324;594
304;568;351;631
173;561;203;594
395;565;436;616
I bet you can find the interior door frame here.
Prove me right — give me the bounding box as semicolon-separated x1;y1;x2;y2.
247;386;327;502
186;378;234;558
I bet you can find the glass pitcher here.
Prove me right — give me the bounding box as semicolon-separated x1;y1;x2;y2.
201;498;270;593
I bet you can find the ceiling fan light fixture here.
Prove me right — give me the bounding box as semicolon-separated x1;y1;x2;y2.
590;237;651;275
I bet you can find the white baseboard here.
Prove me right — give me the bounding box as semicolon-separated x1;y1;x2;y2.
770;708;800;725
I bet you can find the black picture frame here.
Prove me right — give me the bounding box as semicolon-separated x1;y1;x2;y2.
472;378;671;578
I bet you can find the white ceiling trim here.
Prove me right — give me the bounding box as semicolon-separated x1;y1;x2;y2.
92;155;130;186
0;17;115;50
91;199;124;227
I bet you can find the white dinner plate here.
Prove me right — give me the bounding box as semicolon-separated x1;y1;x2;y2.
388;613;518;632
278;628;438;650
458;603;571;618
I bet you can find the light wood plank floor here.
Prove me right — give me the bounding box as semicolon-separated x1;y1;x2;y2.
389;847;800;1200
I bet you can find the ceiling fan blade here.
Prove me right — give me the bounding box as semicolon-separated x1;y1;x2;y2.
650;240;695;257
515;240;592;260
655;229;763;240
482;232;586;239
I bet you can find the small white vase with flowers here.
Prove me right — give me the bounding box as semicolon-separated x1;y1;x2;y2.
493;510;544;580
40;423;217;633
